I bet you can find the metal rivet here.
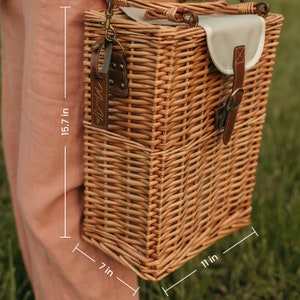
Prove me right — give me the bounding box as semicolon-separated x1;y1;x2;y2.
111;62;116;69
119;64;124;70
120;83;125;90
109;79;114;86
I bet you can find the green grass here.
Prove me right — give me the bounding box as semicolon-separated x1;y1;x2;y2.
1;0;299;299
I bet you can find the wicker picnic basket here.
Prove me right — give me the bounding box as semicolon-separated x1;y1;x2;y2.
82;0;283;281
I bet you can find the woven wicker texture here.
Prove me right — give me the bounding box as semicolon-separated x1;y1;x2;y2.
82;2;283;281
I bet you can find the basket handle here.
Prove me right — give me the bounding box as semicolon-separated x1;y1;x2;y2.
145;6;200;27
114;0;228;5
112;0;229;15
144;2;270;25
221;1;270;16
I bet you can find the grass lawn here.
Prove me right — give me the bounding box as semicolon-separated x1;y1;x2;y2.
0;0;299;299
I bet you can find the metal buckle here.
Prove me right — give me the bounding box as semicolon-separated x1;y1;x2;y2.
226;88;244;112
214;88;244;131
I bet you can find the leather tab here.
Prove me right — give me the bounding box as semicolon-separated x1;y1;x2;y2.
91;72;109;129
223;45;245;145
90;39;128;129
90;40;112;129
109;51;129;98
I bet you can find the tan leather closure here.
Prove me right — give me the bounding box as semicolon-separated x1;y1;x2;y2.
109;51;129;98
90;39;128;129
222;45;245;144
90;40;111;129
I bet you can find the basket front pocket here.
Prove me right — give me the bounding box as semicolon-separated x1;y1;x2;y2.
83;122;254;281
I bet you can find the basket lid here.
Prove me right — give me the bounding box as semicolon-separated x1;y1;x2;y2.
119;7;265;75
198;14;265;75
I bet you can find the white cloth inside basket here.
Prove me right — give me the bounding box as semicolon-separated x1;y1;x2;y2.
120;7;265;75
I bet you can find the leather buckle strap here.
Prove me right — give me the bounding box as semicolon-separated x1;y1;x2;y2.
214;46;245;144
222;45;245;144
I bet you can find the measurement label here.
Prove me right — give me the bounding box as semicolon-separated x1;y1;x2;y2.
59;146;71;239
200;254;219;268
99;262;114;277
72;243;140;296
58;6;71;238
60;5;71;99
61;107;70;136
161;226;259;297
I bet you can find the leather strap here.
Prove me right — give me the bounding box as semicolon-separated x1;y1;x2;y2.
90;40;112;129
223;45;245;144
90;39;128;129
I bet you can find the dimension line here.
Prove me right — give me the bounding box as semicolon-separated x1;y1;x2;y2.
223;227;259;255
161;269;197;297
72;243;96;263
60;146;71;239
60;6;71;99
116;277;140;296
